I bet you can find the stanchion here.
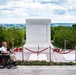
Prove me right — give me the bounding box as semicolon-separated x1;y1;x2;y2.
75;46;76;62
49;46;51;62
37;45;39;60
22;38;24;61
64;40;66;51
12;39;14;49
22;45;24;61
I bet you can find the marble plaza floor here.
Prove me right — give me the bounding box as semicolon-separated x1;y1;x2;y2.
51;51;75;62
15;50;76;62
0;66;76;75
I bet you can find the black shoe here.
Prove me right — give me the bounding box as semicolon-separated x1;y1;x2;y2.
13;62;17;66
7;65;11;69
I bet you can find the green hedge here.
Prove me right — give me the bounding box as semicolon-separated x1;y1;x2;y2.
16;61;76;66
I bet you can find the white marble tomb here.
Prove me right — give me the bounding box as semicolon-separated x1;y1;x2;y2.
23;19;51;61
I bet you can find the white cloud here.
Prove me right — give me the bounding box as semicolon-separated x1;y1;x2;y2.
67;0;76;3
0;18;25;24
50;13;76;23
37;0;52;2
0;0;76;23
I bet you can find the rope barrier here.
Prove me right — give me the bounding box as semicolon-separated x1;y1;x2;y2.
14;48;22;52
13;46;74;54
25;47;48;54
52;42;76;54
0;40;74;54
52;48;74;54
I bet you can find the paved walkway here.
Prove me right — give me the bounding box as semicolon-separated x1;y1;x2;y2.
0;50;76;75
0;66;76;75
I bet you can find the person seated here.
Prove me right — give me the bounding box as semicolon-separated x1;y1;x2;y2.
0;42;17;66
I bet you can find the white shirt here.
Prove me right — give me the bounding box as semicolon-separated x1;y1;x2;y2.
0;46;7;52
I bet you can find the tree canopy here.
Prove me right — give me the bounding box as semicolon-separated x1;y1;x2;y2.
51;25;76;49
0;27;25;48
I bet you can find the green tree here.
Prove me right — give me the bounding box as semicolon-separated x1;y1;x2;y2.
0;27;25;48
51;26;76;48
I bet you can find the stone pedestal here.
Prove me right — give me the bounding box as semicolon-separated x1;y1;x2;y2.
23;19;51;62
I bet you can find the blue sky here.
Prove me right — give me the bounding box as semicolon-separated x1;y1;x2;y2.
0;0;76;23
